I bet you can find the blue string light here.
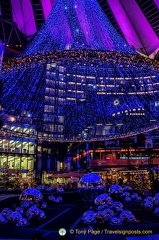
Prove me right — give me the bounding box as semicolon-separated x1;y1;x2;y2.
1;0;159;142
23;0;134;55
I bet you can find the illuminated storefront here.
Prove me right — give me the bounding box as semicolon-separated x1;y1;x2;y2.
0;117;37;171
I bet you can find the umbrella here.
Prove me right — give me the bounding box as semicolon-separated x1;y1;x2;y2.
61;172;82;178
51;173;65;178
51;172;82;178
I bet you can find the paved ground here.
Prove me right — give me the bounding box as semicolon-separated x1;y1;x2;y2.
0;194;159;240
0;193;20;201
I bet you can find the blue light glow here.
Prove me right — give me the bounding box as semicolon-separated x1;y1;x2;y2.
23;0;135;54
1;0;159;142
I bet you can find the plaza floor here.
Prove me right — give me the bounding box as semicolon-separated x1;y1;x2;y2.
0;193;159;240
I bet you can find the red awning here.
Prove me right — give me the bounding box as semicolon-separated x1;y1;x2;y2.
51;172;82;178
60;172;82;178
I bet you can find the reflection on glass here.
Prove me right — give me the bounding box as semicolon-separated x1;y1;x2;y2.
15;141;21;153
22;142;29;154
3;139;8;152
1;154;7;168
8;155;15;169
21;156;27;170
0;154;34;170
9;140;15;153
15;157;20;169
29;142;34;154
28;160;33;170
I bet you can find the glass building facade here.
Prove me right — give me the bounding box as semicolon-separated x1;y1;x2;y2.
0;118;37;170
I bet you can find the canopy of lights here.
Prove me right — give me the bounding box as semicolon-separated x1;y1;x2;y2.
1;0;159;142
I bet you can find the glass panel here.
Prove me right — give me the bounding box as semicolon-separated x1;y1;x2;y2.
28;142;35;154
0;153;2;168
21;156;28;170
30;128;36;135
15;156;20;169
9;140;16;153
16;127;22;133
15;141;21;153
0;139;3;151
8;155;15;169
22;141;29;154
23;128;30;134
28;156;34;170
1;154;8;168
3;139;8;152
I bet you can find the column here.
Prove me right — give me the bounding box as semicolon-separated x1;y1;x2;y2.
86;142;91;168
36;140;43;183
